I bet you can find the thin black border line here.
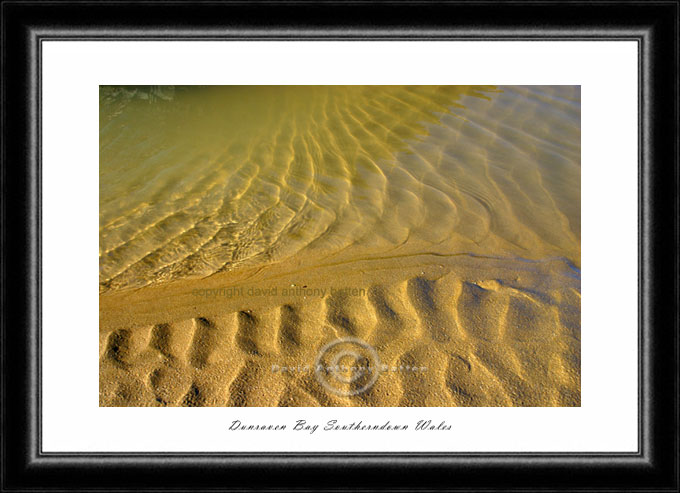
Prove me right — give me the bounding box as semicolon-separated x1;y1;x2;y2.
30;13;41;467
638;23;649;466
638;27;645;464
31;25;651;39
36;35;643;460
35;35;646;40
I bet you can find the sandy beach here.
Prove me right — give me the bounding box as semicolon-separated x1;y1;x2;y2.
100;85;580;406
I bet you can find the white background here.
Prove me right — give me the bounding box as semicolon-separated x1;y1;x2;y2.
42;41;638;452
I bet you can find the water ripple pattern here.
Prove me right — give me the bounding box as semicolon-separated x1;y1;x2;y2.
100;86;580;293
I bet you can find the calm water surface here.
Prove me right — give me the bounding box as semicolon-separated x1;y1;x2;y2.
99;86;580;293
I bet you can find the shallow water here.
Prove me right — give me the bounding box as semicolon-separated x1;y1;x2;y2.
100;85;580;293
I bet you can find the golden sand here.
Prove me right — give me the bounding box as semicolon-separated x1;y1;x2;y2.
99;85;580;407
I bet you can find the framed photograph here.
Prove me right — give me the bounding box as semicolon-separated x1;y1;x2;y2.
2;1;678;490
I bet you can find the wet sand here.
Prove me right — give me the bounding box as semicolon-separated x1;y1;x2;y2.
99;85;580;406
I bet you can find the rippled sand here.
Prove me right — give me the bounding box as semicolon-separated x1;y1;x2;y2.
99;85;580;407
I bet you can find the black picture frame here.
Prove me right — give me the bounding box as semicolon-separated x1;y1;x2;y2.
2;1;678;491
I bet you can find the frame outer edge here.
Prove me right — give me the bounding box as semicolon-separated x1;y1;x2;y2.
1;1;677;490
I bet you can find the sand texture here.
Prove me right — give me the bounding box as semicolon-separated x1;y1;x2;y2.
100;86;580;407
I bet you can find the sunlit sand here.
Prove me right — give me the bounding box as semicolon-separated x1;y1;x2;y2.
100;85;580;407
